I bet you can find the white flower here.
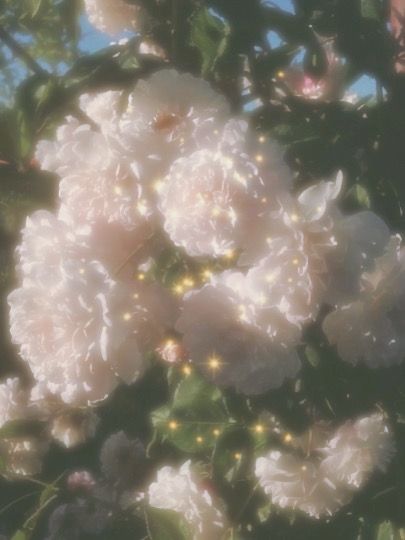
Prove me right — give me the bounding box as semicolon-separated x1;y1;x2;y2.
79;90;124;139
159;149;270;257
58;156;151;232
245;234;322;335
320;413;395;489
255;451;349;519
0;378;29;429
50;409;99;449
83;0;145;35
323;236;405;367
35;116;110;177
17;210;154;285
8;255;150;406
176;272;301;395
36;112;152;232
139;40;167;60
148;461;227;540
0;438;49;477
119;69;230;183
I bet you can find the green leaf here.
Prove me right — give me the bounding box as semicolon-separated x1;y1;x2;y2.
11;531;27;540
352;184;371;208
190;7;230;75
0;419;42;440
145;508;189;540
376;521;396;540
305;345;320;368
361;0;382;20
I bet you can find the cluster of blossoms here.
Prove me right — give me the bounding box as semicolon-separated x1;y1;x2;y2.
255;412;395;519
2;0;404;533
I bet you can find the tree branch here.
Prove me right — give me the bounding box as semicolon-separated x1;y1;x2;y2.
0;26;48;77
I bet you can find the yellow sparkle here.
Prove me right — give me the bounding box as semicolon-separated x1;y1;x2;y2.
133;293;139;300
290;213;299;223
254;424;264;434
182;365;192;376
292;258;299;265
213;429;221;437
287;277;293;283
137;273;146;281
255;154;264;163
123;312;132;322
153;180;164;193
284;433;293;443
182;277;195;288
234;452;242;461
213;129;219;135
173;284;184;295
301;465;307;471
208;355;221;371
196;436;204;444
114;186;123;195
266;272;276;283
224;249;236;260
201;269;213;282
258;135;266;143
212;206;222;217
168;421;179;431
261;197;268;204
137;200;148;216
277;70;285;79
179;137;185;144
79;268;85;275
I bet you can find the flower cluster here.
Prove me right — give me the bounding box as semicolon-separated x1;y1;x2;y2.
4;60;403;531
255;413;395;519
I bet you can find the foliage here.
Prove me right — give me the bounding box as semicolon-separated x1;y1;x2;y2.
0;0;404;538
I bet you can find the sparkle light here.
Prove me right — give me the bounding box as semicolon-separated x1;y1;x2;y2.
137;273;146;281
292;258;299;266
114;186;123;195
224;249;236;260
254;424;264;434
137;200;148;216
258;135;266;143
301;465;307;471
213;429;221;437
255;154;264;163
196;436;204;444
182;277;195;288
79;268;85;275
182;365;192;376
173;284;184;295
153;180;164;193
168;421;179;430
208;355;221;371
284;433;293;443
277;70;285;79
122;312;132;322
290;213;299;223
234;452;242;460
201;269;213;282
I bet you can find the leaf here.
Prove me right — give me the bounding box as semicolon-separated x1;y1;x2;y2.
361;0;382;20
376;521;396;540
305;345;320;368
190;7;230;75
353;184;371;208
145;508;189;540
0;419;42;440
11;532;27;540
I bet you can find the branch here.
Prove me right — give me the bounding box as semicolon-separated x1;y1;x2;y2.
0;26;48;77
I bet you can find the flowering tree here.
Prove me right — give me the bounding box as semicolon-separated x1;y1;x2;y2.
0;1;405;539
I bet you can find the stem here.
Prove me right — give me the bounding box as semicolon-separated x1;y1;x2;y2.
0;26;48;76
